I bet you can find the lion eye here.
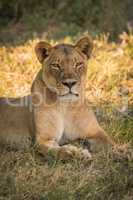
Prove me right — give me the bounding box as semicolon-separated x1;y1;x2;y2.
76;62;84;70
50;64;60;71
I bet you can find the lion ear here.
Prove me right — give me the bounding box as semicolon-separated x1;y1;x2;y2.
35;41;52;63
75;36;93;59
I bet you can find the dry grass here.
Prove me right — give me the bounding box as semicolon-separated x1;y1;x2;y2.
0;31;133;199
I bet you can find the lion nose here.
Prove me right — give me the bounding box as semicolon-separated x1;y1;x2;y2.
62;79;77;89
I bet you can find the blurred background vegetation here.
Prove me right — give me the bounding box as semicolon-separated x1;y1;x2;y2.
0;0;133;43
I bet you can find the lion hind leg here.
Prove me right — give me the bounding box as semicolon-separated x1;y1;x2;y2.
85;128;115;152
94;129;114;145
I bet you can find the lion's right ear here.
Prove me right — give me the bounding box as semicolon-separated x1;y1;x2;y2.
75;36;93;59
35;41;52;63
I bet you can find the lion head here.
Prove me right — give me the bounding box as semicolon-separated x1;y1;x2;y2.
35;37;93;101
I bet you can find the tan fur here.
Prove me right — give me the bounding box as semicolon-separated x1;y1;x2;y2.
0;37;114;158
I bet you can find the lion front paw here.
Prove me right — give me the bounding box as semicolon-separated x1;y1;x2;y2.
58;144;78;159
58;144;92;160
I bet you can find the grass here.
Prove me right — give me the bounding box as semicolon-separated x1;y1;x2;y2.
0;22;133;199
0;147;133;200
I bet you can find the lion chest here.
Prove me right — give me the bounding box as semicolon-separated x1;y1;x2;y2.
59;112;80;145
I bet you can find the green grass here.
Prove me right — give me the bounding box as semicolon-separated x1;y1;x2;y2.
0;145;133;200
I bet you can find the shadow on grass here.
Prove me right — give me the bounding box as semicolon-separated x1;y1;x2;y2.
0;143;133;200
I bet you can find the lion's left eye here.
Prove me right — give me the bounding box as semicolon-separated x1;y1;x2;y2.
50;64;61;71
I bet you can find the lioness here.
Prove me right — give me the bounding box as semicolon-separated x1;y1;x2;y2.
0;37;114;158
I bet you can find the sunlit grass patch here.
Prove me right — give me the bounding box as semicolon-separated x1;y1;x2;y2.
86;33;133;108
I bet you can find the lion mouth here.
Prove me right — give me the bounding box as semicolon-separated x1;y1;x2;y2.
58;91;79;101
59;91;79;97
